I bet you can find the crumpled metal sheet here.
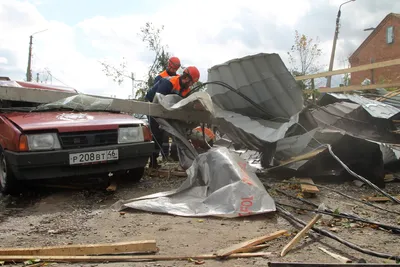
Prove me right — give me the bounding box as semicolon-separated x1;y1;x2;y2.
111;147;276;218
319;93;400;119
213;106;300;151
311;102;400;143
203;53;313;152
207;53;303;119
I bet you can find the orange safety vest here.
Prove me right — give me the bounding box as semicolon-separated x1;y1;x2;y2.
193;126;215;140
165;76;190;97
159;70;170;78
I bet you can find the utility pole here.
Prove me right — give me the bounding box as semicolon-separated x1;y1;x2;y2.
26;35;33;82
131;72;135;99
25;29;48;82
326;0;355;88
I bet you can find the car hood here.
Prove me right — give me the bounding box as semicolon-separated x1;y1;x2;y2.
4;111;145;132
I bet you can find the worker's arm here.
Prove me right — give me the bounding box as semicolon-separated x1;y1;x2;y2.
145;78;173;102
153;75;162;85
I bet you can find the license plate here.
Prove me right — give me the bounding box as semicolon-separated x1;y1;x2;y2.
69;149;119;165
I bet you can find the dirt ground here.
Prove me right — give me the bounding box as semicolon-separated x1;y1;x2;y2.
0;170;399;267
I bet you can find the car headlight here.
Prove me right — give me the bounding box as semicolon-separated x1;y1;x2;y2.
118;126;144;144
26;133;61;151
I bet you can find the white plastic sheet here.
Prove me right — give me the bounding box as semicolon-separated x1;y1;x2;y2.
111;147;276;218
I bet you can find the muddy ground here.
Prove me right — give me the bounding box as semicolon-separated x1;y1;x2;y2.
0;170;399;267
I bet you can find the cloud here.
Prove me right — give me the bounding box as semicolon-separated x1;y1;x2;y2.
1;0;399;98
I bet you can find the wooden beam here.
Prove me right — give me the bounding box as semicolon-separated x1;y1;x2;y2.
304;82;400;94
0;240;158;256
215;230;287;257
0;86;211;123
0;252;273;263
295;58;400;81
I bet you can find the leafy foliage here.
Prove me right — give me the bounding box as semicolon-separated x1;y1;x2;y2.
287;30;322;76
99;58;129;86
287;30;323;101
139;22;171;89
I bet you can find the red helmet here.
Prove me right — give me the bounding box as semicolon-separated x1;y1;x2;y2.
183;66;200;83
168;57;181;69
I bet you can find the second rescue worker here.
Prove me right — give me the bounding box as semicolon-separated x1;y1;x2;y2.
145;66;201;168
153;57;181;85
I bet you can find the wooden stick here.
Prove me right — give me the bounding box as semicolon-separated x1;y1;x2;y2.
0;240;158;256
318;247;352;263
281;204;325;257
366;195;400;202
215;230;287;257
0;252;273;263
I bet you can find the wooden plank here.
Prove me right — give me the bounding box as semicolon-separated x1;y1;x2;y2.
238;244;270;253
295;58;400;81
304;82;400;94
0;240;158;256
366;195;400;202
299;178;320;194
215;230;287;257
0;86;211;123
0;252;273;263
375;88;400;101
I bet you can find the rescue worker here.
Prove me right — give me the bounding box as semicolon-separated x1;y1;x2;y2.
153;57;181;85
145;66;201;169
153;57;181;160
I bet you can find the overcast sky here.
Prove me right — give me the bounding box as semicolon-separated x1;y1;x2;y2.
0;0;398;98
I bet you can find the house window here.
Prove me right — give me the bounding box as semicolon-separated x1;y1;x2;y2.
387;26;394;44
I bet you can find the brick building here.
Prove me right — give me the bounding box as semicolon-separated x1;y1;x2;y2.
349;13;400;85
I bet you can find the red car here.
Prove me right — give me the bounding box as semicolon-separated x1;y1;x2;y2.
0;79;154;194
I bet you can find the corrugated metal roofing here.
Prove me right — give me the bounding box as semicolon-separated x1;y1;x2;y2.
206;53;304;120
312;102;360;126
213;106;299;151
325;93;400;119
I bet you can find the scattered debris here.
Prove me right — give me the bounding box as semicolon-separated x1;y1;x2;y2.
280;203;325;257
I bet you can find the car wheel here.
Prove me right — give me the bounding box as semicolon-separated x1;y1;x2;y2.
0;152;17;194
123;167;145;183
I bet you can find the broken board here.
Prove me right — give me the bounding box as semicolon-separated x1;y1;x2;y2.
299;178;319;198
0;240;158;256
215;230;287;257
